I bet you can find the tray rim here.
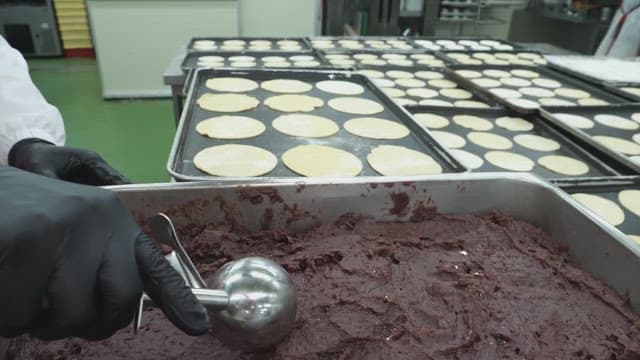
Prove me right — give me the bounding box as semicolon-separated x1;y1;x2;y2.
167;67;470;182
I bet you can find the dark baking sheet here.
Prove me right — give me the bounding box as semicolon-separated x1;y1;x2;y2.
168;68;467;181
309;36;418;51
540;105;640;175
181;51;330;71
448;65;628;114
404;106;620;179
354;66;497;108
317;50;449;69
440;50;547;66
187;37;311;52
555;177;640;239
412;37;524;52
605;85;640;103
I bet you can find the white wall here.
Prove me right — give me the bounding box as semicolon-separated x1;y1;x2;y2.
239;0;321;36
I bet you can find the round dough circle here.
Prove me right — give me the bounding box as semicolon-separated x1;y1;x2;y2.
328;97;384;115
223;39;246;46
229;55;255;62
262;56;286;62
455;70;482;79
440;88;473;99
198;55;224;62
205;77;258;92
261;79;312;94
518;87;554;98
578;98;609;106
344;117;409;139
413;113;449;129
194;145;277;177
538;155;589;176
539;98;576;106
394;98;417;106
619;190;640;217
593;136;640;155
361;59;387;66
420;99;452;106
265;94;324;112
428;79;458;89
514;134;560;152
554;113;595;129
386;70;414;79
395;78;427;88
450;149;484;169
507;98;540;110
453;115;493;131
358;69;384;79
372;78;395;88
473;78;501;88
485;151;534;171
634;133;640;144
483;69;511;78
555;88;590;99
367;145;442;175
531;78;562;88
382;87;405;98
468;132;513;150
594;114;639;130
510;69;539;78
572;193;625;226
431;130;466;149
272;114;339;138
496;116;534;131
230;61;256;68
316;80;364;95
407;88;438;98
282;145;362;177
415;71;444;80
195;115;265;139
500;77;532;87
197;93;259;112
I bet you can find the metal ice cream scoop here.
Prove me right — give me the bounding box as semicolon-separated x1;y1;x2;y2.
136;213;297;351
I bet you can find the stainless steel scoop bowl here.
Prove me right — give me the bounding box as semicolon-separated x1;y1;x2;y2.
137;213;297;351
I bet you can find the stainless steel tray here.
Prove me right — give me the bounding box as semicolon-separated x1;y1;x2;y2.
352;66;497;108
309;36;418;51
404;106;622;179
540;105;640;175
317;50;448;69
412;37;524;52
168;68;467;182
187;37;312;53
448;65;628;114
109;173;640;313
180;51;330;72
554;176;640;240
439;50;546;66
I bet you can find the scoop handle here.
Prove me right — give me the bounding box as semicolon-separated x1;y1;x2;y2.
142;288;229;310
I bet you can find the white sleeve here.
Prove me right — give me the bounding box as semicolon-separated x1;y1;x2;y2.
0;35;65;165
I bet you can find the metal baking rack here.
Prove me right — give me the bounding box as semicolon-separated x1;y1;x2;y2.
352;66;497;108
448;65;628;114
555;176;640;241
187;37;312;53
404;106;623;180
168;68;468;182
540;105;640;175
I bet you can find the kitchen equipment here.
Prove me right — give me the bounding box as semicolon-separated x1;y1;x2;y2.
137;213;297;350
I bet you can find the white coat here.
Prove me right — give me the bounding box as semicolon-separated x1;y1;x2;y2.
596;0;640;57
0;36;65;165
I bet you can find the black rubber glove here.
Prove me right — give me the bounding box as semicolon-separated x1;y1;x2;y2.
9;139;129;186
0;166;210;340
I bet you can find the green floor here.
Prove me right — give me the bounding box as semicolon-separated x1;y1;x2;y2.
27;57;175;183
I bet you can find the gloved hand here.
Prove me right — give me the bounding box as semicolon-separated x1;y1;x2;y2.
9;139;129;186
0;166;210;340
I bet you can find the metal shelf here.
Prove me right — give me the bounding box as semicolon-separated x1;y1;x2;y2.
440;1;479;7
